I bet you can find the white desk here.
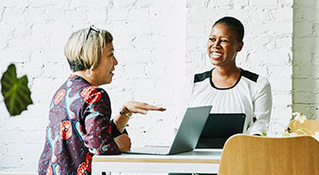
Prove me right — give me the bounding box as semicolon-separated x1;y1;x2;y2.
92;149;222;175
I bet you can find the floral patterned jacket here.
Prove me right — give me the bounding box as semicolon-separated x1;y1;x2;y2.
38;74;125;175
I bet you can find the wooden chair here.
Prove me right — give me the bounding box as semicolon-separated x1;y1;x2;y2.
218;134;319;175
288;119;319;135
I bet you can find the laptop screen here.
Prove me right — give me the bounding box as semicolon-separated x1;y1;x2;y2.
124;106;212;155
196;113;246;149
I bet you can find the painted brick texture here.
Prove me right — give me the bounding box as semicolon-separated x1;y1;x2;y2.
293;0;319;119
0;0;314;173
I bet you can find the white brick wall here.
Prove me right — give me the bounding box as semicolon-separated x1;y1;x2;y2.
293;0;319;119
0;0;315;173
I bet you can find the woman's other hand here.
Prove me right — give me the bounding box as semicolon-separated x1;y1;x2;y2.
114;101;166;133
124;101;166;114
114;134;131;151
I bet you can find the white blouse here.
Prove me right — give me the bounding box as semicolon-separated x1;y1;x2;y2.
184;68;272;135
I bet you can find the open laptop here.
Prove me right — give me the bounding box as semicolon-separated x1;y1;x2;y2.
196;113;246;149
124;106;212;155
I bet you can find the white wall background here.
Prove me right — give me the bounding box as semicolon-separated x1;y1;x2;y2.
293;0;319;119
0;0;317;173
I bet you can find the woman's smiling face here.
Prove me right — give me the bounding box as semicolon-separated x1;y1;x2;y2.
92;42;118;85
207;23;243;68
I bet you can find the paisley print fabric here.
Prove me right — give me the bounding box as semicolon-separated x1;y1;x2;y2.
38;75;125;175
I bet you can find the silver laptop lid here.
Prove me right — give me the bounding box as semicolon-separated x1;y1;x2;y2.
168;106;212;154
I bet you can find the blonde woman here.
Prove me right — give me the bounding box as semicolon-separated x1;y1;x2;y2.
38;26;165;175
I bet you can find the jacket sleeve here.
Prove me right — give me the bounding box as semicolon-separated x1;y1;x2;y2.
81;87;125;155
247;77;272;135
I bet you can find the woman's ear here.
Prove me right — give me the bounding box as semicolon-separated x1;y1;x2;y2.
237;41;244;51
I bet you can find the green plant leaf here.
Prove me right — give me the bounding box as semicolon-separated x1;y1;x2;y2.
1;64;33;116
262;132;267;136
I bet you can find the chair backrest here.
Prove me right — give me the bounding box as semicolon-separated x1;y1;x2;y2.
218;134;319;175
288;119;319;135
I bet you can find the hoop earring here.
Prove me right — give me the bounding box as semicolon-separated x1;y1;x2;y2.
85;68;93;77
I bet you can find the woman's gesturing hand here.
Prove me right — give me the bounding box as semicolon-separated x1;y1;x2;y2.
114;101;166;133
123;101;166;115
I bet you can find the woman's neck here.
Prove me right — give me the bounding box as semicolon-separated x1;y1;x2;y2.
211;66;241;88
73;71;98;86
214;66;240;78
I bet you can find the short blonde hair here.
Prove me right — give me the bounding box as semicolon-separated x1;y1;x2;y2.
64;26;113;72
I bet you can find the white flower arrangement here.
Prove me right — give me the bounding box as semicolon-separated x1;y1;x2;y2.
283;112;319;141
292;112;307;124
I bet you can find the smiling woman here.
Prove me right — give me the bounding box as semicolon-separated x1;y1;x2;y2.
177;15;273;175
37;26;166;175
185;16;272;136
207;22;243;70
64;26;118;86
